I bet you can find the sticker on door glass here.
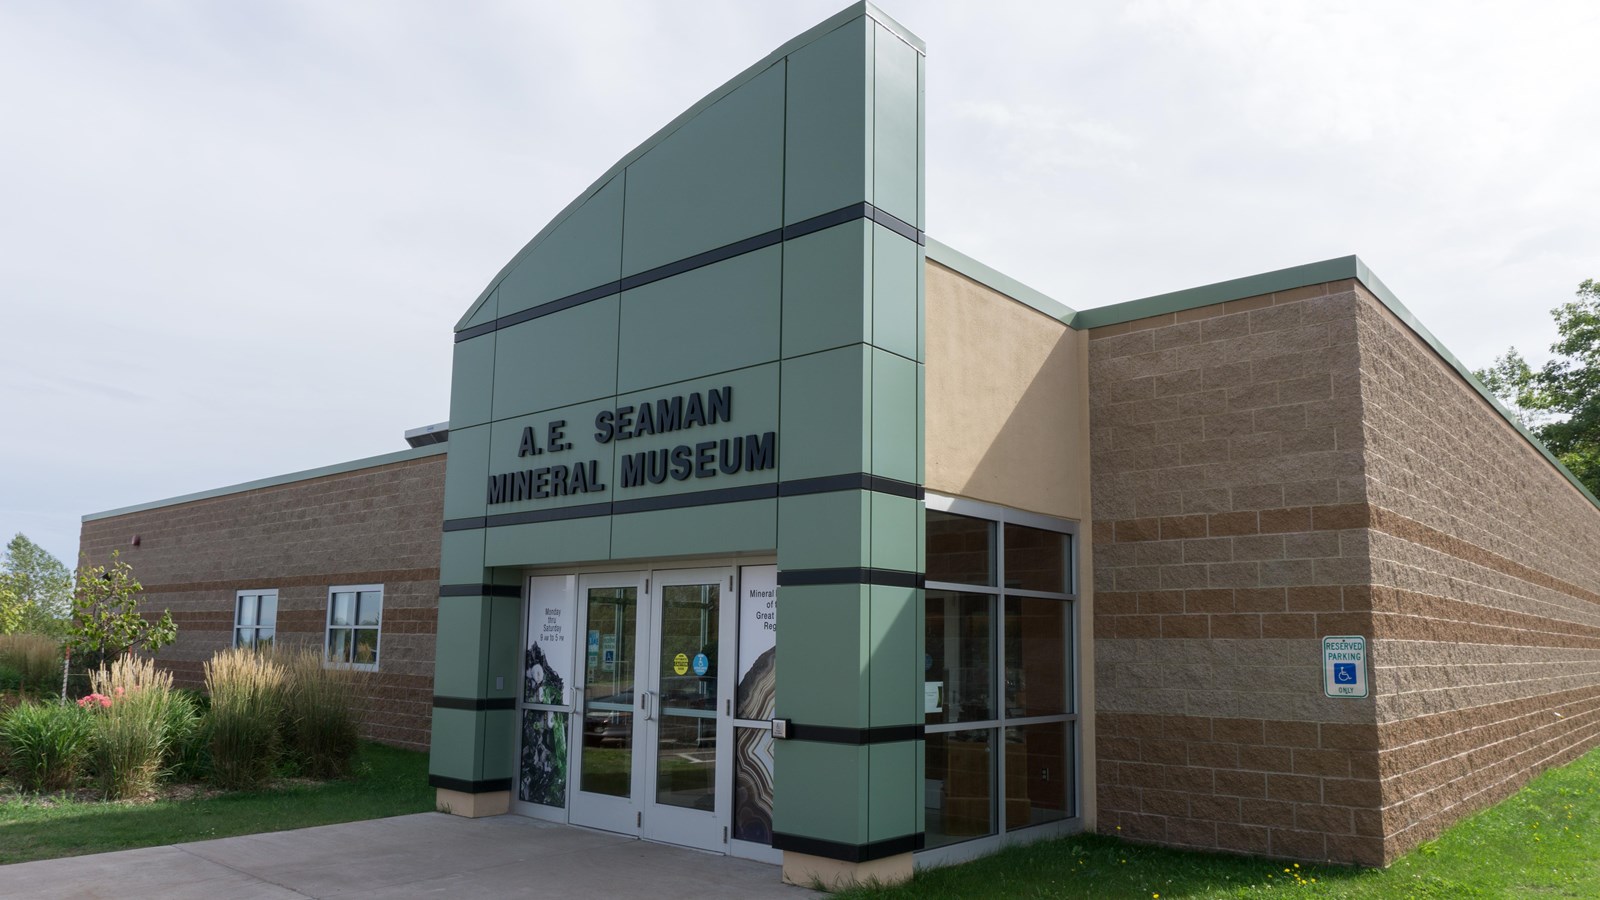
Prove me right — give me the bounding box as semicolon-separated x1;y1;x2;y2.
673;652;689;675
692;653;709;676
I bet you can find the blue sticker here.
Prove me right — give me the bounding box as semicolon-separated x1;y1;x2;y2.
1333;662;1358;684
692;653;709;676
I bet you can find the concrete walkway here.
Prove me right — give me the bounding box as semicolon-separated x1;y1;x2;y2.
0;813;820;899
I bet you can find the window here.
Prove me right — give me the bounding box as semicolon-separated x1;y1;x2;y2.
326;584;383;669
234;590;278;649
924;498;1077;852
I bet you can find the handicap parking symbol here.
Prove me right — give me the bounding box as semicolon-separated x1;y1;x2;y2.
1333;662;1358;684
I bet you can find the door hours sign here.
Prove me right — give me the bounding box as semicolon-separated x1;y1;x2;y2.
1322;635;1368;699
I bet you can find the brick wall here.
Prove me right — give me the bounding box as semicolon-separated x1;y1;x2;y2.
1088;282;1385;864
1089;278;1600;867
1354;289;1600;859
78;452;445;750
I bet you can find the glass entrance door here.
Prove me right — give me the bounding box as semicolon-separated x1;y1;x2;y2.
567;567;733;852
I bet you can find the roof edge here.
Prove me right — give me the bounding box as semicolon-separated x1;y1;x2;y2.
925;237;1074;322
457;2;923;331
81;443;449;523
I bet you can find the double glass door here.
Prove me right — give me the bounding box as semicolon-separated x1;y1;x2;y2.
568;568;732;851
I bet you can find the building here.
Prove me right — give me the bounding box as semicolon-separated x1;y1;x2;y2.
79;2;1600;887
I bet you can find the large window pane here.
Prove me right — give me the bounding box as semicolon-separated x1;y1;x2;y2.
330;592;355;626
356;591;382;626
237;596;257;627
927;511;995;586
257;593;276;626
1004;523;1070;593
1005;596;1070;718
925;591;993;725
1005;722;1074;830
926;729;995;847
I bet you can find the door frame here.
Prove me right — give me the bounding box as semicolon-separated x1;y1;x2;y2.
510;555;775;858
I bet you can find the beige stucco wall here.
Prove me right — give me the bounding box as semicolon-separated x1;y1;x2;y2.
924;260;1089;521
923;258;1096;831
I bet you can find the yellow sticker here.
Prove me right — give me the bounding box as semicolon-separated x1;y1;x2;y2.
673;652;689;675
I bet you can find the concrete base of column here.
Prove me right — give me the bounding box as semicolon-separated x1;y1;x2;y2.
781;850;912;889
434;788;510;818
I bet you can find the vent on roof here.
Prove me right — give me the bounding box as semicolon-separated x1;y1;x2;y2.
404;422;450;448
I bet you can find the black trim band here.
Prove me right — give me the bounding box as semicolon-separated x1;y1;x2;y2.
779;473;923;500
770;831;924;863
777;567;924;589
438;583;522;599
786;722;924;745
455;202;924;343
442;472;921;533
428;774;514;794
432;695;517;711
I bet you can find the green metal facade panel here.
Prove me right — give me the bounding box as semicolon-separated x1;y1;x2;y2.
442;424;490;521
621;65;785;277
778;346;871;481
461;288;498;331
433;600;488;699
773;741;869;842
429;707;482;779
482;518;611;568
607;366;780;502
871;222;919;361
496;176;624;317
608;499;777;561
780;221;872;359
449;331;496;429
870;348;919;483
617;247;781;393
783;17;872;226
872;26;919;226
776;491;870;571
867;741;919;839
439;530;486;585
867;585;919;727
490;295;620;421
775;584;870;728
868;492;919;572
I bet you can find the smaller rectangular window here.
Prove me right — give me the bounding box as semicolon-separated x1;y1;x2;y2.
1003;523;1071;593
926;511;996;586
326;585;382;669
234;590;277;649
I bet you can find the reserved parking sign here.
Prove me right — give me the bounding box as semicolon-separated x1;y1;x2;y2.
1323;635;1369;699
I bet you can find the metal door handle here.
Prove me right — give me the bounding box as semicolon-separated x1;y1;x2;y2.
639;690;653;721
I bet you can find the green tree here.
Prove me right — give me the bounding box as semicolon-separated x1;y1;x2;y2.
69;550;177;672
0;533;73;636
1477;279;1600;496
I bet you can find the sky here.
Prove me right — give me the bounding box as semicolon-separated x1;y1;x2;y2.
2;1;1597;568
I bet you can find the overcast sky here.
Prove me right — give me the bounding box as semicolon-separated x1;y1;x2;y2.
2;1;1597;568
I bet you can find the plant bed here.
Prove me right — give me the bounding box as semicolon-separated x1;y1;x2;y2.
0;741;432;865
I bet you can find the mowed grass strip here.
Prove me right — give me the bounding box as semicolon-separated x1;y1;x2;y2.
838;744;1600;899
0;742;432;865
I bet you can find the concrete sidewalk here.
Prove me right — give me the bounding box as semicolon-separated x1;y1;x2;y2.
0;813;820;899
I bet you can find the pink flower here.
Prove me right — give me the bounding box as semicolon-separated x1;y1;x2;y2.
100;697;112;708
114;686;125;697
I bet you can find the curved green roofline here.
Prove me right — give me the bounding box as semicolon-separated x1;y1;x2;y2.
456;1;924;331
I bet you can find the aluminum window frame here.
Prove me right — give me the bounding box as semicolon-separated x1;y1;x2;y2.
325;583;384;672
232;588;278;650
920;493;1081;863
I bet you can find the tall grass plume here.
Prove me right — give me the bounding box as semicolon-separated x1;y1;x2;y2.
280;647;368;778
205;647;285;789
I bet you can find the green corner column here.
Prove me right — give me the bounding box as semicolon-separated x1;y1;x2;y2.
772;8;927;881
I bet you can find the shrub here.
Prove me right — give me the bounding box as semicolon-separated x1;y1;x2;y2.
86;655;181;799
280;648;368;778
0;633;61;694
1;701;91;791
206;647;285;789
164;689;209;781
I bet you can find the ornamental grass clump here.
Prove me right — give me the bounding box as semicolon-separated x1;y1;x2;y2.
0;701;91;791
206;647;285;789
280;647;367;778
87;654;185;799
0;633;62;693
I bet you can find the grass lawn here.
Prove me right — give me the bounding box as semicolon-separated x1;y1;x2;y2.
839;744;1600;899
0;742;433;865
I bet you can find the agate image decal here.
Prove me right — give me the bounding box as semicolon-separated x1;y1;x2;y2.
519;709;568;807
733;565;777;842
